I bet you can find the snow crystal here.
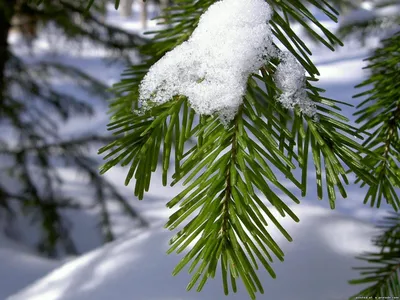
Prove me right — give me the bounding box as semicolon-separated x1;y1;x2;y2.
138;0;315;123
274;52;316;117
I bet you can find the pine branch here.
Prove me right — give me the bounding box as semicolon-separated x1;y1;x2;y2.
99;96;188;199
338;16;400;43
98;0;380;298
353;32;400;211
164;95;303;298
349;211;400;299
22;0;146;63
1;134;115;154
253;66;376;208
56;0;147;51
335;0;400;43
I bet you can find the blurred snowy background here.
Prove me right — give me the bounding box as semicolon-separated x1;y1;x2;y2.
1;0;399;299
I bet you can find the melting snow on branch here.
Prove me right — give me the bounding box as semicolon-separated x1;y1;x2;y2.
139;0;316;123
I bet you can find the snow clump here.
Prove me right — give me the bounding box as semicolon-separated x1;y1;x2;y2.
139;0;316;124
274;52;316;116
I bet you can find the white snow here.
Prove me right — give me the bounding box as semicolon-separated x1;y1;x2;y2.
139;0;315;124
7;204;378;300
0;235;61;299
274;52;316;117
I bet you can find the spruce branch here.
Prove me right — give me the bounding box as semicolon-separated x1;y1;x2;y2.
99;96;188;200
24;0;146;63
99;0;379;298
163;92;304;299
349;27;400;300
349;211;400;299
353;32;400;211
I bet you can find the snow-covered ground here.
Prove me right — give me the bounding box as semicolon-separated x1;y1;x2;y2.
7;204;379;300
1;2;395;300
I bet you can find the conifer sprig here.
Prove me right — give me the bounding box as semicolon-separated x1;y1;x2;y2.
349;211;400;298
337;0;400;43
353;32;400;212
98;0;379;298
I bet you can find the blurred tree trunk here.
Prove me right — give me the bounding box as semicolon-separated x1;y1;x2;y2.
0;0;16;107
120;0;134;17
159;0;168;11
158;0;170;24
140;0;147;29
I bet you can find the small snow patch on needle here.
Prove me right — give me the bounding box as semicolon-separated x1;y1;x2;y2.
275;52;316;117
138;0;316;123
